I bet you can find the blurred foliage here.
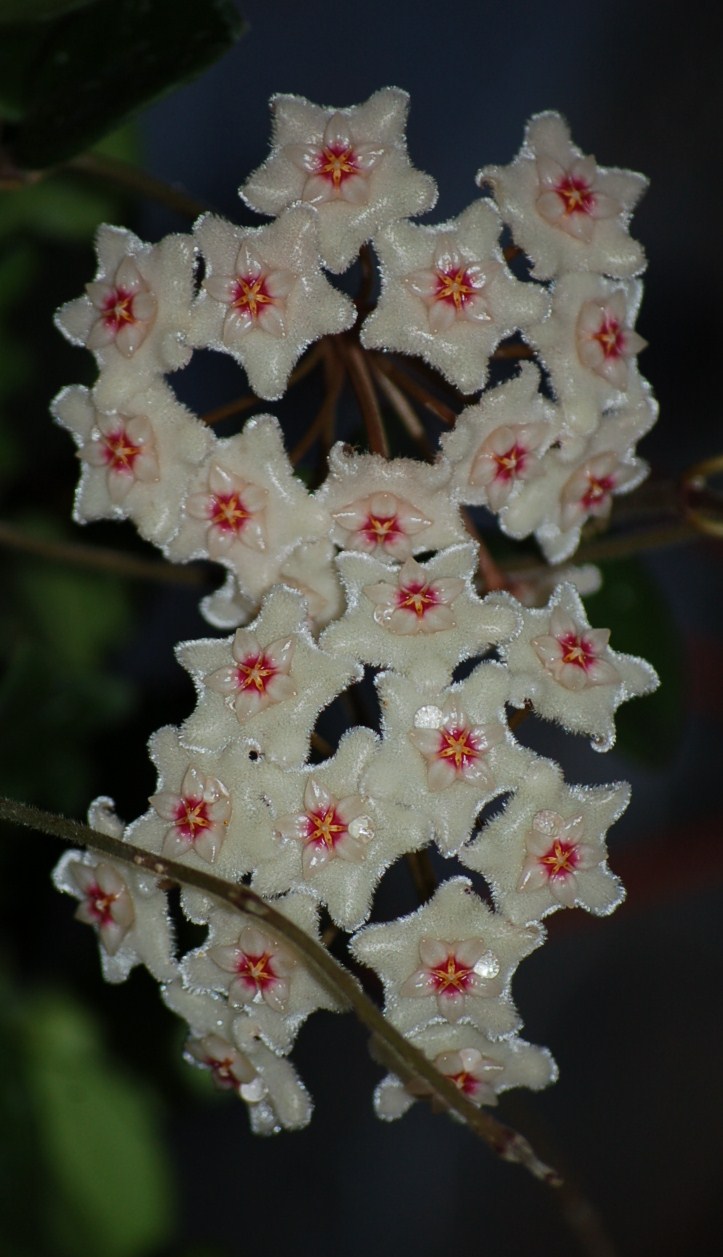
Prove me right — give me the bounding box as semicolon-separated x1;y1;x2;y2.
0;0;244;167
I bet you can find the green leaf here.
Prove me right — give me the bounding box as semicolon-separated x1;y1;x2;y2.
8;0;245;168
587;558;684;763
22;989;174;1257
0;1;100;25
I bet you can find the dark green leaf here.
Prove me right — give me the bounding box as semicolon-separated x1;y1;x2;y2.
7;0;244;168
0;1;99;25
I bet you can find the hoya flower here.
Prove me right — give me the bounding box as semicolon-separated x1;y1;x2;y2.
53;842;178;986
168;416;330;600
55;225;194;404
249;730;427;931
150;765;232;864
495;582;658;750
317;443;465;558
241;87;437;272
177;585;361;765
374;1026;556;1120
462;758;629;924
52;380;211;545
362;202;549;394
442;363;558;524
351;878;541;1039
478;112;647;279
364;666;534;855
164;984;312;1133
277;538;346;630
323;545;519;689
190;208;355;399
527;274;647;434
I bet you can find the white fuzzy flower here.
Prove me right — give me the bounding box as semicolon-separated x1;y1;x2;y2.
494;583;658;750
461;758;629;924
362;202;549;393
55;225;194;405
190;208;355;398
241;87;437;273
478;112;647;279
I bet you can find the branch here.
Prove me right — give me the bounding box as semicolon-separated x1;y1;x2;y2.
67;152;211;219
0;794;560;1186
0;519;205;585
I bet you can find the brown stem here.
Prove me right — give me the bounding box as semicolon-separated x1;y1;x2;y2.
491;342;535;360
337;339;389;457
0;519;204;585
67;152;210;219
373;367;436;460
372;356;458;426
0;794;560;1185
290;345;345;466
405;849;438;903
355;243;377;314
201;394;261;426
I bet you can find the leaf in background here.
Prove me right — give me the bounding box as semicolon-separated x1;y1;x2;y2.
20;988;174;1257
4;0;245;168
587;558;684;763
0;0;99;25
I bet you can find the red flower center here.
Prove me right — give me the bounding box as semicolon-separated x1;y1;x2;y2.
234;651;279;694
493;442;527;482
592;315;625;359
434;267;477;311
232;274;275;320
436;727;480;772
101;426;142;474
554;174;595;216
101;286;136;333
557;631;597;671
361;513;403;546
173;795;212;840
447;1069;481;1097
580;473;615;511
316;143;359;188
304;805;348;851
538;838;580;880
209;492;251;535
207;1054;243;1089
235;950;278;993
396;580;440;619
85;884;118;926
428;953;475;996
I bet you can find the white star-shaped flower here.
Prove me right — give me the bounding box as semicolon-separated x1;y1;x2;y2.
527;274;647;435
52;380;211;545
362;202;549;393
180;893;341;1055
315;443;466;560
247;729;427;931
351;877;541;1039
190;207;355;398
163;984;312;1132
461;757;629;924
364;665;536;855
321;545;520;688
55;225;194;405
241;87;437;272
177;585;361;766
493;583;658;750
478;112;647;280
374;1025;556;1119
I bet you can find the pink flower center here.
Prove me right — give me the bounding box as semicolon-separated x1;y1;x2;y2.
436;726;481;773
395;580;440;619
84;884;118;926
592;315;626;360
234;651;279;694
208;492;251;535
361;513;403;547
173;795;212;841
580;472;615;511
231;274;275;320
315;143;359;189
428;953;475;996
206;1053;243;1089
538;838;580;880
554;174;595;216
447;1068;481;1097
101;425;142;474
304;805;348;852
492;442;527;482
434;267;477;311
234;950;279;994
557;631;598;671
100;286;137;333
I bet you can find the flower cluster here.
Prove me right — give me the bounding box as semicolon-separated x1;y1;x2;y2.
52;90;657;1137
